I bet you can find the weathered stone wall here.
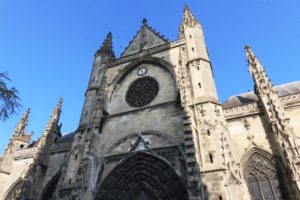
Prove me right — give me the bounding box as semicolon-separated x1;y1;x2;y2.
106;63;176;115
224;97;300;200
38;151;68;198
94;103;184;157
0;156;33;199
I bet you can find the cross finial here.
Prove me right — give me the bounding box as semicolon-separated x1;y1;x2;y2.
184;4;189;11
142;18;148;26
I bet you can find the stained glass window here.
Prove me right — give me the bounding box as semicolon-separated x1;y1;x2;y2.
246;153;283;200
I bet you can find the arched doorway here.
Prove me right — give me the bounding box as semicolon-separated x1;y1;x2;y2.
95;151;187;200
40;173;61;200
246;152;283;200
3;180;23;200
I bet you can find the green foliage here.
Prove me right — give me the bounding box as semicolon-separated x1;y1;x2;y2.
0;72;21;121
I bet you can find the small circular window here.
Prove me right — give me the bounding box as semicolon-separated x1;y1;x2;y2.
126;77;159;107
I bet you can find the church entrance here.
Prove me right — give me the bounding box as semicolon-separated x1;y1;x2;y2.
95;151;188;200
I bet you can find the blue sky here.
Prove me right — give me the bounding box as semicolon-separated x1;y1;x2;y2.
1;0;300;154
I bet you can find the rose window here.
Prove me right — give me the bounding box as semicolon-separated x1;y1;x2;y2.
126;77;159;107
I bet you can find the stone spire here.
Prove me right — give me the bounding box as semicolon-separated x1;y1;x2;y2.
0;108;32;174
13;108;30;136
245;46;289;136
178;5;209;61
96;32;115;62
50;98;62;123
43;98;62;135
245;46;277;96
181;5;201;28
245;46;300;182
36;98;63;164
17;98;63;199
179;5;202;39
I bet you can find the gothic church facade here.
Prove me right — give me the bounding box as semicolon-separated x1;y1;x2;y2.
1;6;300;200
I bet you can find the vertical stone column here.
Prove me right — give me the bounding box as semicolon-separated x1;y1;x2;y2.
178;6;241;200
56;33;115;200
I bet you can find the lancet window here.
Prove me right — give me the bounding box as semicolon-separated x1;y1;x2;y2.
246;153;283;200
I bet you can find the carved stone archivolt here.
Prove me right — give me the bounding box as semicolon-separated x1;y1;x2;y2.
3;180;23;200
40;173;61;200
95;151;187;200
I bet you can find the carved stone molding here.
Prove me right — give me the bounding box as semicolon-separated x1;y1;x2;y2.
14;147;38;160
223;93;300;119
280;93;300;105
104;39;185;69
223;103;259;119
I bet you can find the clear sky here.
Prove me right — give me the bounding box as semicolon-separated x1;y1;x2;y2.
1;0;300;154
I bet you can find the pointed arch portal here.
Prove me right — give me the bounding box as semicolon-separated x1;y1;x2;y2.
95;151;187;200
40;173;61;200
3;180;23;200
246;152;283;200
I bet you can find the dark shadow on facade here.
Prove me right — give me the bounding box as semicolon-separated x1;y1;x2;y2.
94;151;188;200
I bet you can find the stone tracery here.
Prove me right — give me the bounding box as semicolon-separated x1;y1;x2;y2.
95;151;187;200
126;77;159;107
246;153;283;200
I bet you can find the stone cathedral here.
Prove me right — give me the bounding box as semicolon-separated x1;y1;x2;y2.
1;6;300;200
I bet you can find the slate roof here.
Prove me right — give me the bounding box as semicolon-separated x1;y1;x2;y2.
26;132;75;148
56;132;75;143
222;81;300;108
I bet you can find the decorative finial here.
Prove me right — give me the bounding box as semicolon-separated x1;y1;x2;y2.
181;5;199;28
245;46;277;97
244;45;255;60
142;18;148;26
244;45;263;72
49;98;63;125
96;32;115;62
56;97;63;110
14;108;30;136
184;4;189;11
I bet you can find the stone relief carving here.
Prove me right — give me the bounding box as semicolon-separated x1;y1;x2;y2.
106;131;180;156
95;152;188;200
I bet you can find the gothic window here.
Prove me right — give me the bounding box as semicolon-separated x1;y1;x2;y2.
125;77;159;107
246;153;283;200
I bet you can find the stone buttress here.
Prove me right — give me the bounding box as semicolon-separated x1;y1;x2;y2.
55;33;115;200
245;46;300;200
17;99;63;200
177;6;242;200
